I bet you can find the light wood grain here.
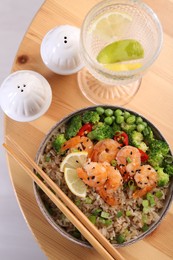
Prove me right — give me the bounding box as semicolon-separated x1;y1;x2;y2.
4;0;173;259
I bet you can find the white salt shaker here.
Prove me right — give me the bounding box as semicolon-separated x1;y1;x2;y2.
0;70;52;122
40;25;84;75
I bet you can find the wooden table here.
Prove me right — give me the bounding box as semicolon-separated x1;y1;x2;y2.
5;0;173;259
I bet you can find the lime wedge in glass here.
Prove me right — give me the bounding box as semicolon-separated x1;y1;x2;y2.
97;39;144;64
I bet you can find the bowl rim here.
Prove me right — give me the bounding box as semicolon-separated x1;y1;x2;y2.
33;105;173;248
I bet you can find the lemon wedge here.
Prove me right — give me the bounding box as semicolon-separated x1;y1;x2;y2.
91;12;132;41
64;168;87;198
60;151;88;172
104;62;142;71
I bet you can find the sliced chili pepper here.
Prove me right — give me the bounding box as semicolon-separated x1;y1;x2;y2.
77;123;92;137
114;131;129;146
138;149;149;162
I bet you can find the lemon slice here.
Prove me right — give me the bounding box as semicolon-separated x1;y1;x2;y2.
104;62;142;71
60;151;88;172
97;39;144;64
64;168;87;197
91;12;132;41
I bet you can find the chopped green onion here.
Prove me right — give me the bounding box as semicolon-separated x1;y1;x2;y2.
110;159;117;167
71;230;81;239
146;193;155;207
126;210;132;217
142;200;149;208
85;197;92;204
142;224;149;232
92;208;102;216
45;156;51;162
116;234;125;244
116;211;123;218
101;211;110;219
128;180;136;191
88;215;96;224
126;157;132;163
164;155;173;164
105;219;112;226
142;213;148;224
155;190;163;199
75;199;81;206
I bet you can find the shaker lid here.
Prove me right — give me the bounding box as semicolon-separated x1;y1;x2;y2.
0;70;52;122
40;25;84;75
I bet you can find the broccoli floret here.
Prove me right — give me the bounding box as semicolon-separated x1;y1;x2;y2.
87;123;114;141
164;164;173;176
149;140;169;156
156;167;169;187
137;142;148;152
82;111;100;124
120;122;136;133
65;115;82;140
129;131;143;147
112;122;121;133
148;150;164;168
53;134;66;152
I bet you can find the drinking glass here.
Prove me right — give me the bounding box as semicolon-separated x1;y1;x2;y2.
78;0;163;105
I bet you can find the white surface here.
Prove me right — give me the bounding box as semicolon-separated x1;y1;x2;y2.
0;0;47;259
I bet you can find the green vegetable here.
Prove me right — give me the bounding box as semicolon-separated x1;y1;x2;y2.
142;224;149;232
146;193;155;207
143;126;154;144
71;229;81;239
75;199;81;206
149;140;169;156
87;122;114;141
45;156;51;162
128;180;136;191
110;159;117;167
126;210;132;217
136;123;145;132
126;115;136;124
101;211;110;219
121;122;136;133
104;116;113;125
114;109;123;116
137;141;148;152
65;115;82;140
164;164;173;176
85;197;92;204
105;108;114;117
96;107;105;115
82;110;100;124
126;156;132;163
116;115;124;124
142;200;149;208
53;134;67;152
116;211;123;218
155;190;163;199
136;116;143;124
88;215;97;224
92;208;102;216
156;167;169;187
164;155;173;164
112;122;121;133
99;217;112;226
148;150;163;168
124;111;130;120
116;234;125;244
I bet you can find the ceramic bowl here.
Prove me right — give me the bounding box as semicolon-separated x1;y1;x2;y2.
33;106;173;248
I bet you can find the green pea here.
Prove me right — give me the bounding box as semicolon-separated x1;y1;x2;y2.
137;123;145;132
104;116;113;125
136;116;143;124
124;111;131;120
116;115;124;124
142;122;147;127
105;108;113;117
111;115;115;122
114;109;123;116
126;115;136;124
96;107;105;115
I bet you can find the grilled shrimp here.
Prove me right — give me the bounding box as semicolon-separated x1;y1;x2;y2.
61;136;93;157
91;139;120;163
133;165;158;198
76;161;108;187
96;166;122;206
116;145;141;177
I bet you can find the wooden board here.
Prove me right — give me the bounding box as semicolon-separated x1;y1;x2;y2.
5;0;173;259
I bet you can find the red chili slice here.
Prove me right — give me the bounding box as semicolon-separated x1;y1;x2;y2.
114;131;129;146
138;149;149;162
77;123;92;137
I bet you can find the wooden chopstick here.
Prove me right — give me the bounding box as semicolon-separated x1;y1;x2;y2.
4;136;125;260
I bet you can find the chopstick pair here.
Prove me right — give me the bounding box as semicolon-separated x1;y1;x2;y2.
3;136;124;260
